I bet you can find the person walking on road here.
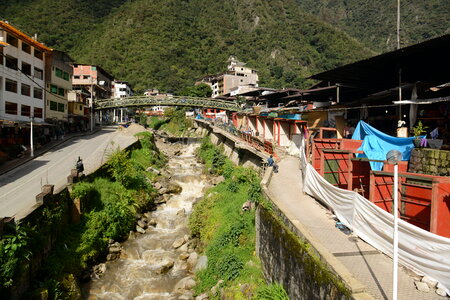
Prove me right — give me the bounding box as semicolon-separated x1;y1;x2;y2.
76;156;84;176
267;155;278;173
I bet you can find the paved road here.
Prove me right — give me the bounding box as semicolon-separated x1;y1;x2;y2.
268;156;442;300
0;127;138;220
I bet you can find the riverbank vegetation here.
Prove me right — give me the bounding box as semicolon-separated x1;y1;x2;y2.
190;137;289;299
0;131;165;299
144;107;195;137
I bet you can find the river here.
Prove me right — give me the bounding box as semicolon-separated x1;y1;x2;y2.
83;143;206;300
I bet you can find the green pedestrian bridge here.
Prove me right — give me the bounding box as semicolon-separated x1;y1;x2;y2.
94;95;241;111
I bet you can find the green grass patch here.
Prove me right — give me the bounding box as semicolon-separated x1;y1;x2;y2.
190;137;289;299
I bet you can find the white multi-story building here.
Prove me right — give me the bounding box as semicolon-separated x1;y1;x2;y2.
112;80;133;98
200;56;259;98
0;21;52;123
111;80;133;123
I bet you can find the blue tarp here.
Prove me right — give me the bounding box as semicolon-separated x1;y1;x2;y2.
278;114;301;120
352;121;418;171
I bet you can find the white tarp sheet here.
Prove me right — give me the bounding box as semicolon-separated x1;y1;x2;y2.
300;149;450;294
286;133;302;156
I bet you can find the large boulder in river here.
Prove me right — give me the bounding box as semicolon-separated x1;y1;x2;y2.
167;182;182;194
173;276;197;293
136;225;146;234
187;252;198;272
211;176;225;185
156;259;175;274
172;237;186;249
137;220;147;229
179;253;190;260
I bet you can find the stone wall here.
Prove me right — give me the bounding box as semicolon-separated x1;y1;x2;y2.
408;148;450;176
257;205;352;300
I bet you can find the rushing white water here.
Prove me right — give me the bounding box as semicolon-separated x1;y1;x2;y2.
83;143;206;300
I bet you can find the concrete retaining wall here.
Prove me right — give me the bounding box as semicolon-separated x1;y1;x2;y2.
257;206;351;300
195;120;266;170
195;119;366;299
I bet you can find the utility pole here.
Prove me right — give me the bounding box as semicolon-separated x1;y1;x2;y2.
397;0;402;124
90;77;94;132
30;115;34;157
397;0;401;50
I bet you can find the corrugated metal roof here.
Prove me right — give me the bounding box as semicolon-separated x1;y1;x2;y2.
309;34;450;92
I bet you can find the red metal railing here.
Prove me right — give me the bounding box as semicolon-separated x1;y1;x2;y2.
238;132;274;155
311;134;450;238
369;171;450;238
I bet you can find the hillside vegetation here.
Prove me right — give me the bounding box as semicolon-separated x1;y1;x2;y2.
295;0;449;52
2;0;371;93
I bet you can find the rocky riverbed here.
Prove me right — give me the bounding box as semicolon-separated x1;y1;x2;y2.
82;139;212;300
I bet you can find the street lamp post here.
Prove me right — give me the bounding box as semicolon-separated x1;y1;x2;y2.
30;115;34;157
386;149;402;300
90;78;94;132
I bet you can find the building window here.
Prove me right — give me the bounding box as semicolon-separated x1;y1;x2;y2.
5;79;18;93
83;75;91;79
50;85;58;94
34;87;43;99
21;83;31;96
58;103;65;112
50;101;57;111
21;62;32;76
63;71;70;81
79;105;82;110
58;88;65;96
6;34;18;47
5;55;18;70
5;102;18;115
34;50;43;60
21;105;31;117
22;43;31;54
34;68;43;80
34;107;43;118
73;75;80;79
55;68;63;78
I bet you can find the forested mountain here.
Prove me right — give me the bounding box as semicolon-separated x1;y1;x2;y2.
2;0;377;92
6;0;439;93
295;0;449;52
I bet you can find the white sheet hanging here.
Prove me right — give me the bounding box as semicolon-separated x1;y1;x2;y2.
301;154;450;295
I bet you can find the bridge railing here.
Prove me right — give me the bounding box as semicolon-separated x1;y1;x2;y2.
94;95;240;111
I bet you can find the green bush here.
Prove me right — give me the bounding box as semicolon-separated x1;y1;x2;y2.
160;107;193;136
190;137;265;297
24;132;164;298
148;116;168;130
0;225;32;289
